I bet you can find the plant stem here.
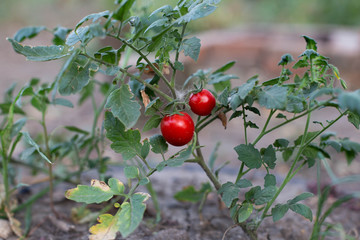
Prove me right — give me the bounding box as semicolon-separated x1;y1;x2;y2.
171;23;187;87
41;111;57;217
1;148;10;206
195;139;221;190
196;108;232;132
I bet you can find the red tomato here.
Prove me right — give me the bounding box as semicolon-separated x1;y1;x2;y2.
189;89;216;116
160;112;194;146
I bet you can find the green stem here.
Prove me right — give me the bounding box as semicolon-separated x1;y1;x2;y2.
145;181;161;223
1;148;9;206
196;108;232;133
195;139;221;190
171;23;187;87
107;34;176;99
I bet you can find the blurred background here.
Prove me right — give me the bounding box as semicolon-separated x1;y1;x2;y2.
1;0;360;176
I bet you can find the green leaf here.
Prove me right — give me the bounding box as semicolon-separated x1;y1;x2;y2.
174;61;184;71
208;73;238;85
174;184;210;203
287;192;314;205
113;0;136;22
180;37;201;62
156;144;193;171
145;18;170;33
143;115;162;132
139;177;150;186
254;186;277;205
104;111;143;161
65;179;114;204
8;38;69;61
10;118;27;139
347;112;360;129
235;179;252;188
258;85;287;110
108;178;125;195
237;203;253;223
149;134;168;154
294;131;319;146
289;203;313;221
94;46;121;65
22;132;52;164
303;35;317;51
339;90;360;116
234;144;262;169
175;2;217;23
140;139;150;159
274;138;289;148
105;85;141;129
57;51;98;95
53;26;71;45
144;97;162;116
75;10;110;30
124;166;139;179
263;145;276;169
66;24;105;46
52;98;74;108
278;54;294;66
13;26;46;42
118;193;150;238
218;182;240;207
272;204;289;222
213;61;236;73
64;126;89;135
264;174;276;187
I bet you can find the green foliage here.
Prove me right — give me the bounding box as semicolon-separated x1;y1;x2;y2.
5;1;360;239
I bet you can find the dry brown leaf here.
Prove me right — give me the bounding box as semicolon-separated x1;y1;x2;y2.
141;90;150;108
5;207;22;237
91;179;110;191
218;111;227;129
0;219;12;239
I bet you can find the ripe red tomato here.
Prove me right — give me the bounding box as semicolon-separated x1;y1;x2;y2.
160;112;194;146
189;89;216;116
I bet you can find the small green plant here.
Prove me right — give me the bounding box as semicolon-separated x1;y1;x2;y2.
3;0;360;239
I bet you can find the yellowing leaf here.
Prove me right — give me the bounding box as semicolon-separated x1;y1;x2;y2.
91;179;111;191
89;214;120;240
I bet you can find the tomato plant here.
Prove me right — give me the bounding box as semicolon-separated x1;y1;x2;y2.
189;89;216;116
3;0;360;240
160;112;194;146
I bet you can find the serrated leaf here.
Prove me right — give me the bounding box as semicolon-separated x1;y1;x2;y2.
278;54;294;66
180;37;201;61
175;2;217;23
140;139;150;159
8;38;69;61
145;18;170;33
339;90;360;116
13;26;46;42
108;178;125;195
149;134;168;154
237;203;253;223
347;112;360;129
258;85;287;110
104;111;143;160
89;213;120;240
65;180;114;204
124;166;139;179
105;85;141;129
75;10;110;30
66;24;105;46
272;204;289;222
144;97;161;116
57;51;97;95
234;144;262;169
264;174;276;187
143;115;162;132
289;203;313;221
303;35;317;51
118;193;150;238
156;144;192;171
254;186;277;205
22;132;52;164
263;145;276;169
235;179;252;188
288;192;314;205
218;182;240;207
139;177;150;186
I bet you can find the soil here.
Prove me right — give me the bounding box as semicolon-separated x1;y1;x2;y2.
5;164;360;240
